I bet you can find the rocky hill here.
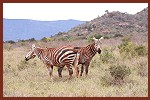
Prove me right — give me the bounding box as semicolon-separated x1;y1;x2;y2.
56;7;148;38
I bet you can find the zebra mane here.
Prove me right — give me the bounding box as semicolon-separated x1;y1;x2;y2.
86;42;95;48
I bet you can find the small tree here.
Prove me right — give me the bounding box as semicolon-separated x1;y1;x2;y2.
27;38;36;42
5;40;15;44
109;64;131;83
118;37;137;58
134;45;147;56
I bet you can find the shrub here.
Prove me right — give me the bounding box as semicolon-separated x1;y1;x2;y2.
57;36;77;42
100;64;131;86
41;37;52;42
5;40;15;44
58;37;68;41
94;34;103;39
118;38;137;58
100;49;117;63
86;34;115;42
118;38;148;58
18;39;26;42
103;35;113;39
134;45;148;56
27;38;36;42
86;34;103;42
113;34;124;38
109;64;131;81
41;37;47;42
121;37;131;42
18;38;36;42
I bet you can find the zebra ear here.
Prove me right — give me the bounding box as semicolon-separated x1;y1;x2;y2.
93;37;98;41
32;44;36;50
99;37;104;40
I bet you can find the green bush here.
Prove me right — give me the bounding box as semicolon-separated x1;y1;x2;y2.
41;37;53;42
118;37;137;58
27;38;36;42
86;33;116;42
134;45;148;56
100;49;117;63
119;41;136;58
18;38;36;42
118;37;147;58
86;34;103;42
103;35;113;39
5;40;15;44
121;37;131;42
109;64;131;81
94;34;103;39
113;34;124;38
100;64;131;86
58;37;68;41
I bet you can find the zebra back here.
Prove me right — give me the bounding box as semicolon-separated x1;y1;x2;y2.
74;43;97;64
34;46;78;67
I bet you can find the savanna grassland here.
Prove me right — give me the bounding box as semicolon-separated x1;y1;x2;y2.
3;33;148;97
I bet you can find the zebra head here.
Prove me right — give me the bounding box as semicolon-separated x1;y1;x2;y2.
25;44;36;61
93;37;104;54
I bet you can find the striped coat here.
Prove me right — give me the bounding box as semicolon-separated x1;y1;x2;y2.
58;37;103;76
25;44;79;80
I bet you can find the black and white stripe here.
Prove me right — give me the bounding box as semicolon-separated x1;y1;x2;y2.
25;44;79;80
58;37;104;76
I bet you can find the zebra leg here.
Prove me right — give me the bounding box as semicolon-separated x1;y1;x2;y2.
67;67;73;80
80;64;84;76
85;62;90;76
74;53;79;78
47;66;53;80
69;67;73;75
68;68;73;79
75;66;79;78
58;67;64;78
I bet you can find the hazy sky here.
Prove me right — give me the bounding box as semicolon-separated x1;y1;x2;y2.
3;3;148;21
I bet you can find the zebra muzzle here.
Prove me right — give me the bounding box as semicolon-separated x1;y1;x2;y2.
25;57;29;61
97;49;101;54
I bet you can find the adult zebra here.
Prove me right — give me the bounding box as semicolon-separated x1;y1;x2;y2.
58;37;104;77
25;44;79;80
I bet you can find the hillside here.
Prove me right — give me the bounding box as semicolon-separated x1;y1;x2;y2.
3;19;85;41
58;7;148;38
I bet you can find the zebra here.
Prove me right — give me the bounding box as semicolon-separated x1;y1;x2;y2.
58;37;104;77
25;44;80;80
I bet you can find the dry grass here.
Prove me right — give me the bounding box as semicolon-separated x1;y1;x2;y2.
3;36;148;97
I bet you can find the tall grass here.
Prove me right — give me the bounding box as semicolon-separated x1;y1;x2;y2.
3;36;148;97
